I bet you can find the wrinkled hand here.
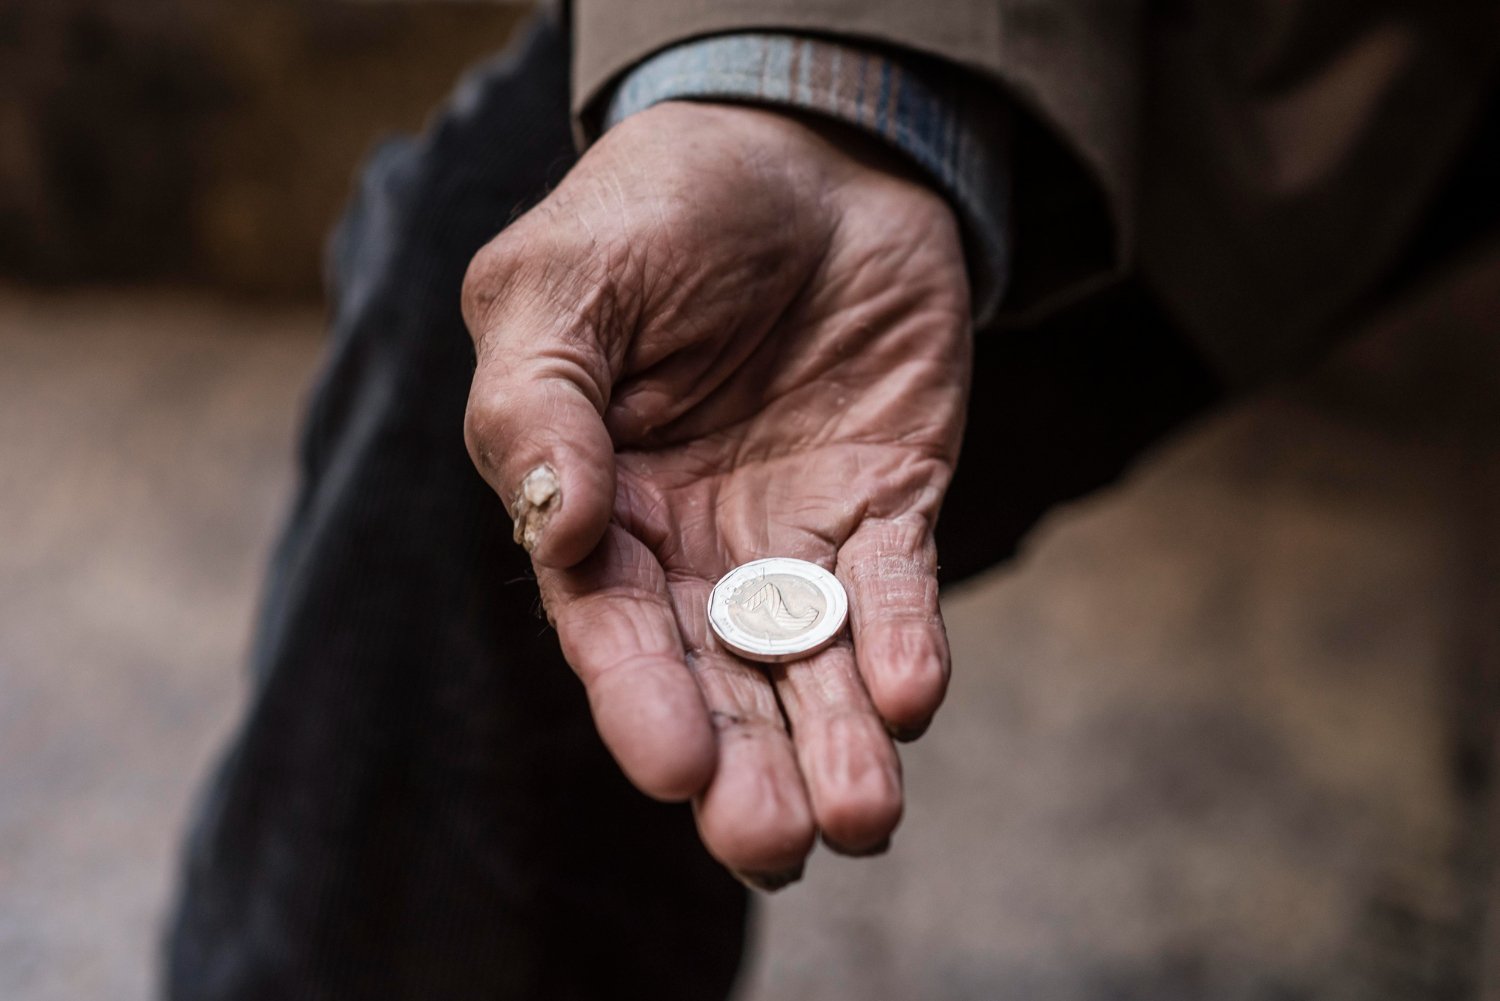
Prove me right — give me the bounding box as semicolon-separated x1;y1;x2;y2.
462;103;971;888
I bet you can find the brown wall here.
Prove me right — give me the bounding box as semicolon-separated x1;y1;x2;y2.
0;0;528;297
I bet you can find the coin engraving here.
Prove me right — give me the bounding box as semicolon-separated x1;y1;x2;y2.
707;557;849;663
726;573;825;640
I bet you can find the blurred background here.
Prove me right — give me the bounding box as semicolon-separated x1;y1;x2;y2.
3;2;1499;1000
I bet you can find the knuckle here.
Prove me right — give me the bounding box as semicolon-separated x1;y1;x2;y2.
461;394;507;476
462;227;553;344
460;240;514;336
707;707;782;737
467;233;639;382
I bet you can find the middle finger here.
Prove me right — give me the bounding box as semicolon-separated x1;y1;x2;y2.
670;575;817;884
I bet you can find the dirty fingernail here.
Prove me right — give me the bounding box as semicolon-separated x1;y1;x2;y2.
885;719;930;743
512;463;560;552
735;864;805;893
822;833;892;858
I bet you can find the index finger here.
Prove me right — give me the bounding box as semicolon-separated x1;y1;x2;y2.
538;525;717;801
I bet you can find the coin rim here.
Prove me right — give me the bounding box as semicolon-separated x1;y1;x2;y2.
706;557;849;664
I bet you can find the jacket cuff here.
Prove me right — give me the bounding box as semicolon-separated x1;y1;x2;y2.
601;33;1011;327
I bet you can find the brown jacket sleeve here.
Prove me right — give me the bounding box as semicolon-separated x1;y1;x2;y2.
571;0;1141;317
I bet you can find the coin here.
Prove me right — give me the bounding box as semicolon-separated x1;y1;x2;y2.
707;557;849;663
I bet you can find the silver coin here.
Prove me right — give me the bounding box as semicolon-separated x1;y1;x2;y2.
707;558;849;663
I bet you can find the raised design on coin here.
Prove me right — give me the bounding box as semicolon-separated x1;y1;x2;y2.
708;558;848;663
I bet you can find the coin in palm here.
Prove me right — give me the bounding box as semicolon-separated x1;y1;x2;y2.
707;557;848;663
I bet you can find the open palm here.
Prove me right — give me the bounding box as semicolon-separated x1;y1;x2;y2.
463;103;972;887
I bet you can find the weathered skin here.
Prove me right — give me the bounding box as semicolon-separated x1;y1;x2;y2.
461;102;972;887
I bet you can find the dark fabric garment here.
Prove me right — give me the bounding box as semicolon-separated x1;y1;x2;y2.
164;19;748;1001
162;13;1223;1001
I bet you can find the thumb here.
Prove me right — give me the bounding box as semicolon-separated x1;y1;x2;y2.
462;266;618;570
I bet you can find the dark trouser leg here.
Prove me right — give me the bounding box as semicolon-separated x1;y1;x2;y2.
164;18;748;1001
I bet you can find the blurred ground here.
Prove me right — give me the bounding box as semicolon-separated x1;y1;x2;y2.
0;293;320;1000
1;246;1499;999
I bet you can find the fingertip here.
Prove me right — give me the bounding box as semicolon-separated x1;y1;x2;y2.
465;371;617;569
521;447;616;569
863;621;950;734
625;720;718;803
695;757;817;875
629;753;717;804
818;787;903;857
869;681;943;739
699;810;816;877
587;657;718;801
802;713;904;855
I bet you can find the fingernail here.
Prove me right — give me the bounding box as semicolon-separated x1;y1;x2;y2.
512;463;560;552
735;863;805;893
885;719;930;743
822;834;892;858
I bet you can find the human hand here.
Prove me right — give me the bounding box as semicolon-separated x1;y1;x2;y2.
462;102;971;888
